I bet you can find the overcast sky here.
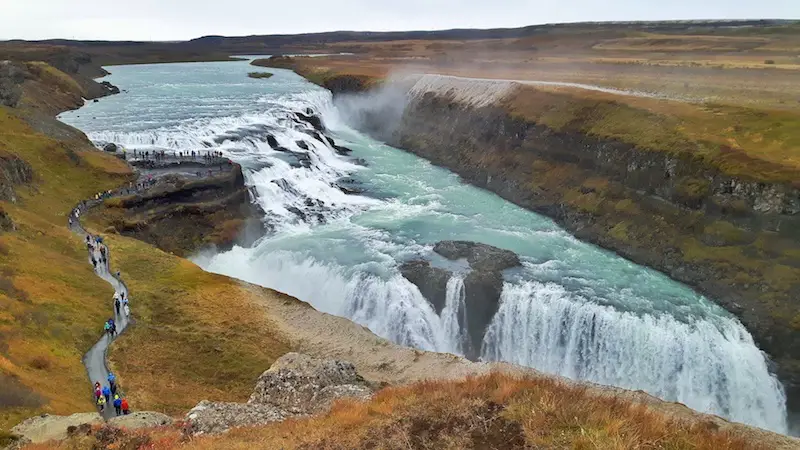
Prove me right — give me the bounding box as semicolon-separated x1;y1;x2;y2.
1;0;797;41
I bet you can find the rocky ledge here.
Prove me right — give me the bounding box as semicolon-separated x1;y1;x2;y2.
7;411;172;448
400;241;521;359
94;158;264;256
184;353;373;435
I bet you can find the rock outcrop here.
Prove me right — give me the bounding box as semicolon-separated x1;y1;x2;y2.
0;61;29;107
401;241;522;359
184;353;373;435
10;412;104;446
185;401;287;435
108;411;173;429
0;152;34;203
433;241;521;272
399;260;451;313
249;352;372;414
97;160;264;256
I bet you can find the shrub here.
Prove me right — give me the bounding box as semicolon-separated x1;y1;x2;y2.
764;59;776;65
29;355;52;370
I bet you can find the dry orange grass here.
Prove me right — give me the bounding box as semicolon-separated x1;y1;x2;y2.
0;106;132;431
28;373;773;450
175;374;772;449
81;230;293;416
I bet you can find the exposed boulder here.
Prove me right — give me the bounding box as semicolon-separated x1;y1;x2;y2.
433;240;520;272
333;144;353;156
303;129;327;145
103;143;118;152
295;140;309;150
100;81;120;95
249;352;372;414
108;411;173;429
399;260;451;314
185;401;287;435
0;208;14;232
266;134;279;149
184;353;373;435
0;153;34;203
0;61;29;107
400;241;522;359
461;270;505;356
295;112;324;131
11;412;103;445
325;136;353;155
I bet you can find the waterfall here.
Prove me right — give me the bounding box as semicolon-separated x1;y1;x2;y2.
441;275;468;355
481;281;788;434
60;63;790;434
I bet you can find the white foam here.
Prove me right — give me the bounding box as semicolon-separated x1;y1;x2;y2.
482;281;788;434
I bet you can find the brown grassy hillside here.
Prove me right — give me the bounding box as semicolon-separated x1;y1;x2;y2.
26;373;800;450
0;62;292;434
0;103;131;431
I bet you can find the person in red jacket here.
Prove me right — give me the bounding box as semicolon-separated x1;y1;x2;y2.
121;397;130;415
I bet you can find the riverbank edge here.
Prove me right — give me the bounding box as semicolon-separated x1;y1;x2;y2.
260;60;800;423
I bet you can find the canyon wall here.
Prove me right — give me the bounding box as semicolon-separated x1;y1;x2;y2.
330;74;800;417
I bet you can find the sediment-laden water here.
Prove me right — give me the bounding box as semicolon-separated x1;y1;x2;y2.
60;59;789;433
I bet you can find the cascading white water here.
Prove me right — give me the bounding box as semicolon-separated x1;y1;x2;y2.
482;281;788;432
58;60;791;434
441;275;468;355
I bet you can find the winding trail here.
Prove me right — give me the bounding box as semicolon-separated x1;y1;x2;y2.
67;153;230;420
69;209;131;420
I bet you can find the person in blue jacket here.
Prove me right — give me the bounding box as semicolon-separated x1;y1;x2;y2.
102;385;111;403
113;394;122;416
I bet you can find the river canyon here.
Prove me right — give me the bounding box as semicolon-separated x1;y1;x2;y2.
59;58;790;434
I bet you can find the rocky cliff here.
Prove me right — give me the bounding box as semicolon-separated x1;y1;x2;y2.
92;160;264;257
324;74;800;420
401;241;521;358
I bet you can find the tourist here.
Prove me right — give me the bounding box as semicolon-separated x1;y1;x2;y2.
97;395;106;412
94;382;102;400
121;397;130;415
115;296;121;315
113;394;122;416
102;385;111;403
